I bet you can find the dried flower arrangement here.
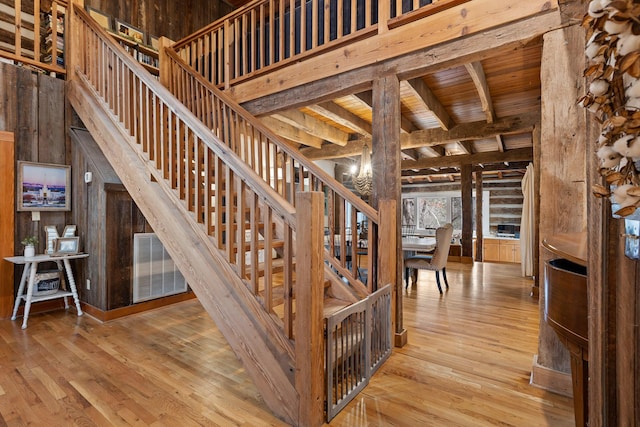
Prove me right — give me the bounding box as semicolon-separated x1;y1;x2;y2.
579;0;640;217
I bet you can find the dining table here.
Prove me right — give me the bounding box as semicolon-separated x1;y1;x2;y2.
401;236;436;253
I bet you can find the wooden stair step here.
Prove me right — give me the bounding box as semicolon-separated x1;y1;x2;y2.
246;257;294;279
231;239;285;252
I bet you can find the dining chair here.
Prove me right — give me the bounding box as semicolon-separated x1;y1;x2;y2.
404;223;454;293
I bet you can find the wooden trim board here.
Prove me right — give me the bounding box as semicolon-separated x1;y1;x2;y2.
81;291;196;322
529;354;573;397
0;131;14;319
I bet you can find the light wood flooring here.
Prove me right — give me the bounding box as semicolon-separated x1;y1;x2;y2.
0;262;574;426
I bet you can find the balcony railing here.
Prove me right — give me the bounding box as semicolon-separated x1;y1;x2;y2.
172;0;469;88
0;0;67;76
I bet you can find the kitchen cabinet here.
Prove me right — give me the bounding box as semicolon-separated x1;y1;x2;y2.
483;238;520;263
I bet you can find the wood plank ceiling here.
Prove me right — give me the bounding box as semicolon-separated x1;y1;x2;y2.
259;38;542;184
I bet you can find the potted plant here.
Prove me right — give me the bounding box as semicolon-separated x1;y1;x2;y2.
21;236;38;258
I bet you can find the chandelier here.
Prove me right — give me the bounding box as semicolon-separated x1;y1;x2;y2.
353;143;372;196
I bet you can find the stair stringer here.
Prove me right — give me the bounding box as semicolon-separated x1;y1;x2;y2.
68;79;300;425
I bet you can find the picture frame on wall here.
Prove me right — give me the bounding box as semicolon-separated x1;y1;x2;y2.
86;6;112;31
402;198;416;226
17;161;71;211
148;35;159;50
115;19;144;44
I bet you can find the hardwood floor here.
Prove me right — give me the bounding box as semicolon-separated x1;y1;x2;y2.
0;262;574;426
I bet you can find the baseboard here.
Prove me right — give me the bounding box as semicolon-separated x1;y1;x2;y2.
529;354;573;397
81;291;197;322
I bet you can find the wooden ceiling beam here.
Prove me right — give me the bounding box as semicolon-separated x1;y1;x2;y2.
458;140;474;154
402;148;421;161
300;112;538;159
417;145;445;157
404;112;538;149
354;91;417;134
271;109;349;146
305;101;373;136
260;117;324;148
465;61;495;122
401;147;532;170
404;78;453;130
402;161;531;177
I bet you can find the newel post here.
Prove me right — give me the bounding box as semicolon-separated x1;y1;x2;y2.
295;191;325;427
158;36;175;88
66;0;83;82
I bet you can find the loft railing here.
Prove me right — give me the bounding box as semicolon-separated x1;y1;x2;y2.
0;0;67;76
164;46;380;294
171;0;469;88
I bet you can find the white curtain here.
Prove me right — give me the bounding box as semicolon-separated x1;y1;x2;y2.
520;163;535;277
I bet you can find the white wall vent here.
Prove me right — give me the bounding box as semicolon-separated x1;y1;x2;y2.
133;233;188;303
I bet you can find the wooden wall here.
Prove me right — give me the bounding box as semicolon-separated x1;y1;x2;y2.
83;0;233;43
70;128;151;311
0;61;69;306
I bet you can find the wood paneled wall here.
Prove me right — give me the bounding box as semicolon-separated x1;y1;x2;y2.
83;0;233;43
0;61;68;303
70;128;151;311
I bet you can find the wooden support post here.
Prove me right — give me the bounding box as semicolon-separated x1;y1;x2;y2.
295;191;324;427
475;171;483;262
158;37;175;89
461;164;473;258
0;132;15;319
534;24;588;401
371;75;403;346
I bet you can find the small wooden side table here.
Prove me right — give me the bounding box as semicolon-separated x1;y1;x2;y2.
4;253;88;329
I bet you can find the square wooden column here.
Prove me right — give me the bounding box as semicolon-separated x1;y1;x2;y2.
0;131;15;318
371;75;404;346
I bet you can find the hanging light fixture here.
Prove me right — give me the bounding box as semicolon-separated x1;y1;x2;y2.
353;143;372;196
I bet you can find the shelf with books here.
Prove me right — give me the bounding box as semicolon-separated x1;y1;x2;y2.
41;4;65;69
109;31;159;76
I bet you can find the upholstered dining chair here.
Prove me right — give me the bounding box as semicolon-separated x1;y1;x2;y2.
404;223;454;293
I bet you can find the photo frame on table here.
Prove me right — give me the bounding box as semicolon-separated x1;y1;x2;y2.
17;161;71;211
86;6;112;30
115;19;144;44
52;237;79;256
44;225;60;255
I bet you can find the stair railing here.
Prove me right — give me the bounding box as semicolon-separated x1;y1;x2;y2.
69;5;316;342
163;46;378;295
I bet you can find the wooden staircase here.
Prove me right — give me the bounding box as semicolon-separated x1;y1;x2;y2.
67;5;389;426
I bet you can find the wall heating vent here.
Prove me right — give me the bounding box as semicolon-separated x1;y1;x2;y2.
133;233;187;303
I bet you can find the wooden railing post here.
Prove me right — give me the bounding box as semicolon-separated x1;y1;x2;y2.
379;0;391;33
295;191;325;427
158;36;174;88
